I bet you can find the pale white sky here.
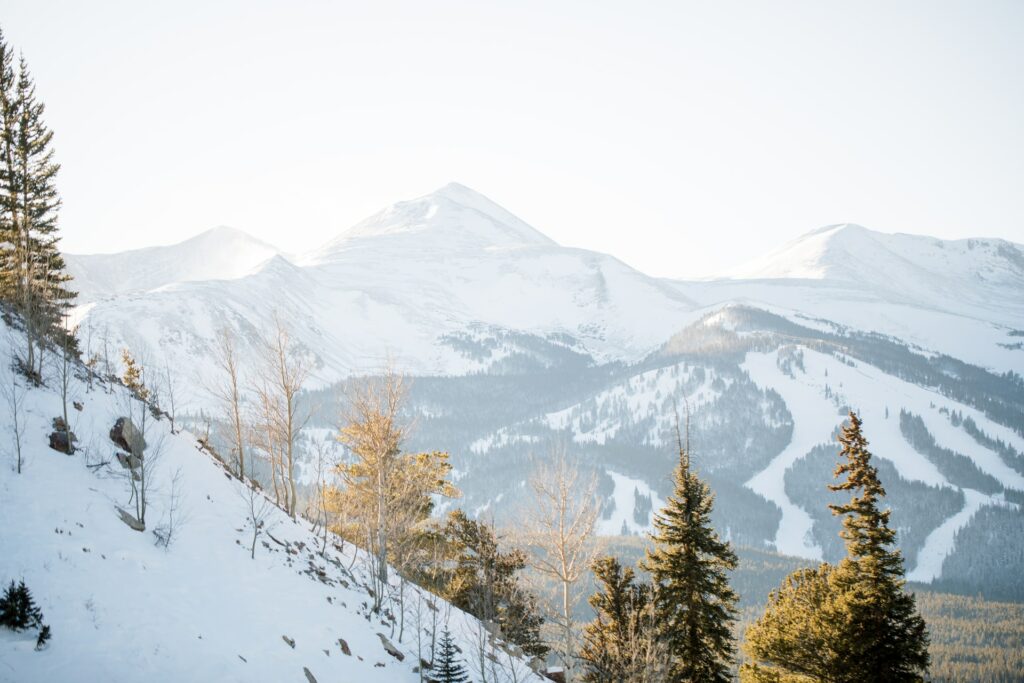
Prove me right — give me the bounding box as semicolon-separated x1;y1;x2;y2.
5;0;1023;277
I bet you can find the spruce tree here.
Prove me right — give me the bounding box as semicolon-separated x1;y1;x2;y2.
741;412;929;682
827;411;929;681
0;579;43;631
0;28;19;306
429;628;469;683
0;34;75;377
441;510;548;659
641;425;738;682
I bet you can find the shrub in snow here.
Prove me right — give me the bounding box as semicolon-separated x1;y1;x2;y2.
0;580;43;631
0;579;51;651
35;624;52;650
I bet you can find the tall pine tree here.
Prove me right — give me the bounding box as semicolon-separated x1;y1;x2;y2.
827;411;929;681
0;29;75;378
741;411;929;682
641;419;738;682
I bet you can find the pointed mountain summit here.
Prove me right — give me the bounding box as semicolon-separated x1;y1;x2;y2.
309;183;555;263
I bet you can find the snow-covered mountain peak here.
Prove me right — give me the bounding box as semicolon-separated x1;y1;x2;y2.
309;183;555;262
723;223;882;281
66;226;283;302
726;222;1024;286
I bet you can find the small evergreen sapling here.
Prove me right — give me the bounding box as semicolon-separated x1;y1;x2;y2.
429;628;469;683
0;579;43;630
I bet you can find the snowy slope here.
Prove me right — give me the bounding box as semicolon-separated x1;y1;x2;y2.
0;320;543;683
741;346;1020;581
66;226;283;303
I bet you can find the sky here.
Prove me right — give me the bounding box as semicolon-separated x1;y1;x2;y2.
4;0;1023;277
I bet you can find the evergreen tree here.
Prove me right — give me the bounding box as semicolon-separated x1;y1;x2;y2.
0;30;75;376
0;579;43;631
0;28;18;299
641;425;738;682
579;556;666;683
741;564;847;682
826;411;929;681
741;412;929;682
429;628;470;683
441;510;548;659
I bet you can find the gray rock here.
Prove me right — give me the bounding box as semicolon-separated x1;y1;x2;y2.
48;431;74;454
282;635;296;648
110;417;146;456
116;507;145;532
303;667;317;683
376;633;404;661
115;451;142;470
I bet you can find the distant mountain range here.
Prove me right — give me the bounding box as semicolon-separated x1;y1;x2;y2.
66;183;1024;601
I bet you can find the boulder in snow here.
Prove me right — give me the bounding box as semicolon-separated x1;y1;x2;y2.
48;431;74;454
116;507;145;532
110;417;146;456
376;633;404;661
115;451;142;471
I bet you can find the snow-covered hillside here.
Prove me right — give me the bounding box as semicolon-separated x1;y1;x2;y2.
0;319;543;683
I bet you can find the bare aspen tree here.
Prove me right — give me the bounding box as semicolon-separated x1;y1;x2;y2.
253;314;311;518
305;435;333;556
82;317;97;391
99;324;112;385
524;450;601;683
119;348;163;529
252;397;283;505
240;480;276;559
412;591;430;682
160;361;180;433
211;325;247;477
2;347;26;473
154;466;185;549
53;313;77;453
